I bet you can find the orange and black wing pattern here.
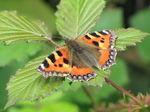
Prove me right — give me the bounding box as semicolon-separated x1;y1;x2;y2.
37;46;71;78
77;30;117;70
67;53;97;82
37;30;117;82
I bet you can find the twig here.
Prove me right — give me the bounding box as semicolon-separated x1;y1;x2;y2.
104;77;144;108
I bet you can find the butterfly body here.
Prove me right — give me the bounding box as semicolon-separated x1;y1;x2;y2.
37;30;117;82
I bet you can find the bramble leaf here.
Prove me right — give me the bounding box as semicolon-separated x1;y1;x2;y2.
87;69;110;86
0;11;49;45
114;28;149;51
5;55;64;109
0;42;43;67
56;0;105;38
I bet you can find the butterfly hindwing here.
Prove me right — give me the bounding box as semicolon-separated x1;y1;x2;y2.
98;49;117;70
67;52;97;82
37;46;70;78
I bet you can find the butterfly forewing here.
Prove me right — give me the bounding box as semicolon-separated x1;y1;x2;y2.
37;46;71;78
78;30;116;49
76;30;117;70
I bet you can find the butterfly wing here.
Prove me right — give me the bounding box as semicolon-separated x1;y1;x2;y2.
75;30;117;70
98;49;117;70
37;46;71;78
79;30;116;49
38;45;96;82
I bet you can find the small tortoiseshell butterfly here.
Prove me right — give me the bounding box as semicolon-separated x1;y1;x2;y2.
37;30;117;82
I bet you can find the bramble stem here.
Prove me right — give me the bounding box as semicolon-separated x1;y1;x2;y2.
104;77;144;108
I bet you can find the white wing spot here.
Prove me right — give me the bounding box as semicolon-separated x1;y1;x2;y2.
102;30;109;34
40;64;45;69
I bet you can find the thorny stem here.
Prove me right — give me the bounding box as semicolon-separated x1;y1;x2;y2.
104;77;144;108
82;85;97;108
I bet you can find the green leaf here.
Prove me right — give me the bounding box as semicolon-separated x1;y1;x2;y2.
41;102;79;112
130;9;150;62
87;69;110;86
55;0;105;38
0;42;43;67
60;69;110;90
60;80;82;92
0;0;57;35
7;92;79;112
0;11;50;45
130;9;150;33
96;59;129;100
91;8;123;31
5;55;64;109
114;28;149;51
